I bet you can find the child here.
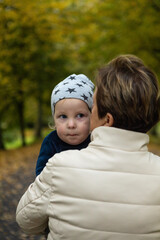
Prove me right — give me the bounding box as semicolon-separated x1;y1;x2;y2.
36;73;94;176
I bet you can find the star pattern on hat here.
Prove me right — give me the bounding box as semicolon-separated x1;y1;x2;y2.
89;92;92;97
69;76;76;80
76;83;83;87
81;94;88;101
66;88;76;93
55;89;60;95
51;73;94;115
82;81;87;85
58;97;65;101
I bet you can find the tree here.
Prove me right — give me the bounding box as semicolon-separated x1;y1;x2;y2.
0;0;69;147
0;0;159;149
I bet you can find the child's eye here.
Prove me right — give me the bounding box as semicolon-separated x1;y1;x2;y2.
59;114;67;119
77;113;84;118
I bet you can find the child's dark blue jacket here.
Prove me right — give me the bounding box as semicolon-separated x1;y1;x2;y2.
36;130;91;176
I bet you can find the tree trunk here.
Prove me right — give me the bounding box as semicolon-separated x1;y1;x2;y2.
0;124;5;150
16;97;26;147
35;93;43;139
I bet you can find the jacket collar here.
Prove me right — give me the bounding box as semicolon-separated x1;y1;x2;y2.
90;126;149;152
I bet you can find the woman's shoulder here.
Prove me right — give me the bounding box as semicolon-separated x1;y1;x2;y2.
47;145;94;171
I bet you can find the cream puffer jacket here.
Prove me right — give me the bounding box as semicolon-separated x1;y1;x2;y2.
16;126;160;240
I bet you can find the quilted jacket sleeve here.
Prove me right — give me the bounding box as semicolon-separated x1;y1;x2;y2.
16;161;53;235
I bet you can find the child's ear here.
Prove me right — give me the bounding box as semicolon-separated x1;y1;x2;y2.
105;113;114;127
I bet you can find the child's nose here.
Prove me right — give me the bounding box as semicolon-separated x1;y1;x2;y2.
68;119;76;128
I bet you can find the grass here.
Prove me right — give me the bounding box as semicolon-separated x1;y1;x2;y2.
4;128;52;150
5;135;35;149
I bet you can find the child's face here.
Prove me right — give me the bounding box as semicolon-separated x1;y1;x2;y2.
54;98;91;145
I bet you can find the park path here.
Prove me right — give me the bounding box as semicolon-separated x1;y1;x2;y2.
0;142;160;239
0;144;46;240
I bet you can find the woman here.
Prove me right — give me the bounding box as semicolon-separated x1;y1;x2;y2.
16;55;160;240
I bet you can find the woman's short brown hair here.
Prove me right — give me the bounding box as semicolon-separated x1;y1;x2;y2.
96;55;160;133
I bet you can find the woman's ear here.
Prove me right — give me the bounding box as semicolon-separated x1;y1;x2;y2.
105;113;114;127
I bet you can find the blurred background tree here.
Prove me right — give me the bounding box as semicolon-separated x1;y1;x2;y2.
0;0;159;149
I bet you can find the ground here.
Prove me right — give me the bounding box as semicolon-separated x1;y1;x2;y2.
0;142;160;239
0;143;46;240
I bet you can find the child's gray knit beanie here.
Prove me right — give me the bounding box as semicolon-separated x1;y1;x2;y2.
51;74;94;115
